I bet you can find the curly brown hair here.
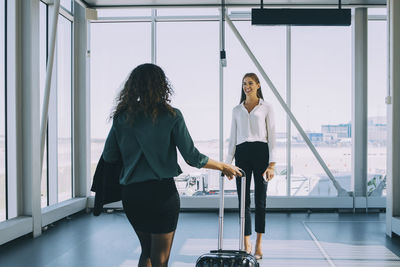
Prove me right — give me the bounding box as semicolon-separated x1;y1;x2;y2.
111;63;175;123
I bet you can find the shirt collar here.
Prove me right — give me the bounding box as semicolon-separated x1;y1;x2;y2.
241;98;264;106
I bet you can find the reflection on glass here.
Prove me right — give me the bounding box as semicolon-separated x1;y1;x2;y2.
40;2;48;208
368;21;387;197
90;22;151;188
158;21;219;196
57;16;72;202
225;21;287;196
0;0;5;221
291;27;351;196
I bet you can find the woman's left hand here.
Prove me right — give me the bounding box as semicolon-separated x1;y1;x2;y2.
263;164;275;182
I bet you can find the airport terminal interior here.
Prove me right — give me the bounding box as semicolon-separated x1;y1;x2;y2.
1;0;400;266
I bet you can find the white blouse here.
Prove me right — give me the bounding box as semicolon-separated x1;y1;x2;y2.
225;99;276;164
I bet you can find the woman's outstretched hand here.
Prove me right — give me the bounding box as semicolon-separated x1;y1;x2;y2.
263;162;276;182
222;163;242;180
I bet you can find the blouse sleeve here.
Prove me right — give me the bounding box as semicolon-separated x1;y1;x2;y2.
172;111;209;168
266;105;276;163
225;109;237;164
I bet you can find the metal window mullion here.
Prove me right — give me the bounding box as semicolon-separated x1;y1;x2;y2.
70;15;74;198
3;0;8;220
351;8;368;205
19;0;41;237
386;0;400;237
151;9;157;64
73;2;89;198
286;25;291;197
92;15;252;24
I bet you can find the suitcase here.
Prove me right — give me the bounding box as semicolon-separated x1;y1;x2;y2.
196;170;259;267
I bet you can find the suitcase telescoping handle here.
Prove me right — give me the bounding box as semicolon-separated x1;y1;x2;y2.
218;169;246;251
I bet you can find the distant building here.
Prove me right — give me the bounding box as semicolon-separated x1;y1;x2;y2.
368;116;387;145
321;123;351;138
321;119;386;145
307;132;323;142
292;132;323;144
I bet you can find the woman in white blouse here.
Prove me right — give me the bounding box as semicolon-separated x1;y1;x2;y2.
226;73;276;260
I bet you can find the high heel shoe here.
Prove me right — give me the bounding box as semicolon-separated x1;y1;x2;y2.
254;246;263;260
254;253;263;260
245;244;252;254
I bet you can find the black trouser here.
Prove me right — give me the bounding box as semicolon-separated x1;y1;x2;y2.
235;142;269;236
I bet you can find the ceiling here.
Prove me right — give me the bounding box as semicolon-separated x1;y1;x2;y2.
82;0;386;8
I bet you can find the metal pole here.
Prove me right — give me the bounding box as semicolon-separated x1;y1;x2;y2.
239;175;246;251
217;3;226;251
286;25;292;197
218;174;224;250
225;15;349;196
151;9;157;64
40;0;60;182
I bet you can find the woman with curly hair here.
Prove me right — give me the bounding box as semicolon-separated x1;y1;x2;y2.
102;63;241;267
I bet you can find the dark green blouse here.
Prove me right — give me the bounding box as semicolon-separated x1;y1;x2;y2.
102;108;209;185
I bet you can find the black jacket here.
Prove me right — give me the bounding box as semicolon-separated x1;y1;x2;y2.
90;155;122;216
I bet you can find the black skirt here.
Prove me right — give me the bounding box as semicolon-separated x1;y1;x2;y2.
121;178;180;234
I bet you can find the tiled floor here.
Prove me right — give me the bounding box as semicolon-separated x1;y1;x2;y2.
1;211;400;267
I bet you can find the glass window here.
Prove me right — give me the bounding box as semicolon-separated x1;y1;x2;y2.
157;22;219;195
97;8;152;17
225;21;287;196
0;0;5;221
368;8;387;16
157;21;220;197
291;26;352;196
368;20;387;197
57;15;72;202
60;0;71;13
156;8;219;16
40;1;48;207
90;22;151;185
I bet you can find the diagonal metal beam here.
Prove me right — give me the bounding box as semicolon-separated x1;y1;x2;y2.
40;0;61;182
225;15;349;196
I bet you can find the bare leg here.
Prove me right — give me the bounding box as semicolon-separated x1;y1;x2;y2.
255;232;263;257
244;235;252;254
135;230;152;267
150;231;176;267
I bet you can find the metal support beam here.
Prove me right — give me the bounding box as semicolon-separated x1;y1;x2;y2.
73;2;90;198
46;0;60;206
18;0;41;237
40;0;60;190
387;0;400;237
351;8;368;204
225;15;349;196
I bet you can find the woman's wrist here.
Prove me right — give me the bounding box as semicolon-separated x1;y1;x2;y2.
220;162;227;172
267;162;276;169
